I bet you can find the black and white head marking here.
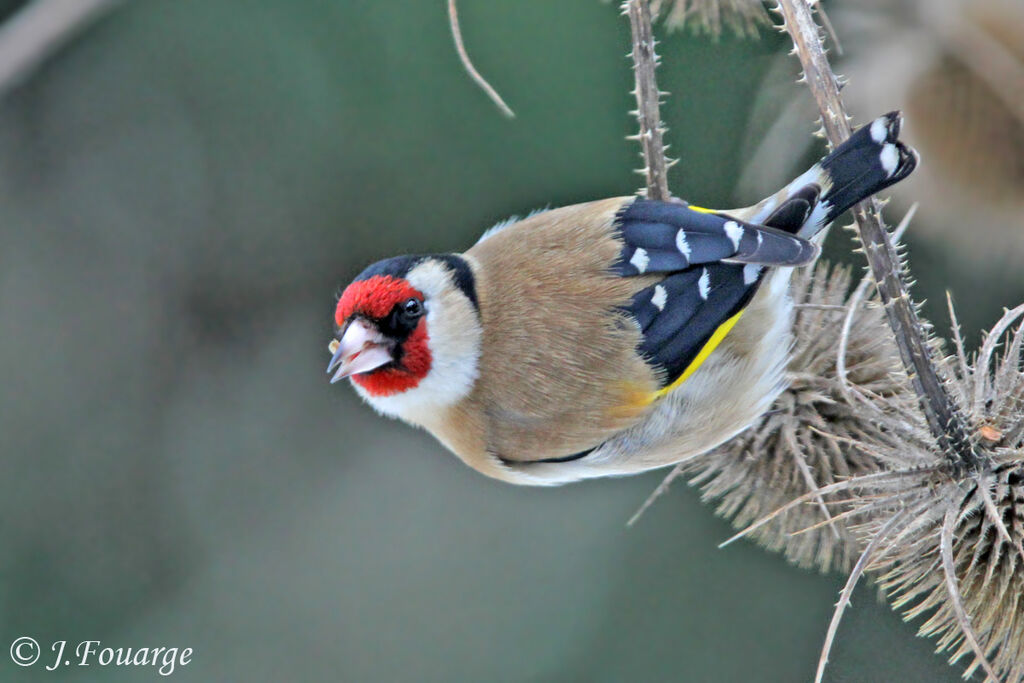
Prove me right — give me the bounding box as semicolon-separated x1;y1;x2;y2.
352;253;479;311
346;254;483;422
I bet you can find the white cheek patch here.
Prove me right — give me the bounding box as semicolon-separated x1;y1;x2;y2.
356;259;482;423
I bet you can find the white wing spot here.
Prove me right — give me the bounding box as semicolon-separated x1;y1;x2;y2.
630;247;649;273
651;284;667;311
880;144;899;176
870;117;888;144
723;221;743;250
675;229;691;261
743;264;762;285
698;268;710;300
675;229;692;262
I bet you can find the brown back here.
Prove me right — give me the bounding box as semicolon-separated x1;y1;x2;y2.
461;198;660;461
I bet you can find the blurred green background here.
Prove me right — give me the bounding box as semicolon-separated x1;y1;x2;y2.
1;1;1019;681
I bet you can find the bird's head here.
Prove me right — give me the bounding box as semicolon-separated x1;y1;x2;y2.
328;254;482;419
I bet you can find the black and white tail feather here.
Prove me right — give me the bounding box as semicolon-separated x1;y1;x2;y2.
615;111;918;389
756;109;919;237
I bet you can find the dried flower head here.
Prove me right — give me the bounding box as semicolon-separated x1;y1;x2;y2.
866;464;1024;683
864;304;1024;682
739;0;1023;679
631;261;916;573
798;302;1024;683
650;0;771;37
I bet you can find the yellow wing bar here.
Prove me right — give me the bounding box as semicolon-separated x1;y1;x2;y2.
650;308;745;401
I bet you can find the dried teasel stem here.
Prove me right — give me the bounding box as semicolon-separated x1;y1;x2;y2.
774;0;978;470
625;0;672;200
836;203;917;403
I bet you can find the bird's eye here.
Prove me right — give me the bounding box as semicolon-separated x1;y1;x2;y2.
402;298;424;318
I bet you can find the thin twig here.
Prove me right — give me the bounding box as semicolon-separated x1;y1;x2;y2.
627;462;685;526
835;270;874;401
795;303;848;311
775;0;978;470
814;511;908;683
718;468;935;548
973;302;1024;417
0;0;123;100
939;506;1000;682
447;0;514;118
790;498;893;536
977;477;1024;567
784;426;841;540
946;292;971;384
625;0;671;200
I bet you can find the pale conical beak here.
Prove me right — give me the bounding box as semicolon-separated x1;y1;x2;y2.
327;319;393;383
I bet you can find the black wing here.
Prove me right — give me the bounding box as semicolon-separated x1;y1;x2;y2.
611;199;818;277
624;262;763;386
614;199;794;389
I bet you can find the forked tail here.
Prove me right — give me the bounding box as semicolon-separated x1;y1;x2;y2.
757;111;918;237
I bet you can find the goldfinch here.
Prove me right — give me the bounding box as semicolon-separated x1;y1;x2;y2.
328;112;917;485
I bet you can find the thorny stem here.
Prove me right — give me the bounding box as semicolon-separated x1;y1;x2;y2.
836;203;917;405
775;0;978;470
625;0;671;200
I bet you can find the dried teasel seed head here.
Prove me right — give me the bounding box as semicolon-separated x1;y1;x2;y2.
830;303;1024;682
866;465;1024;683
631;261;917;572
649;0;771;38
